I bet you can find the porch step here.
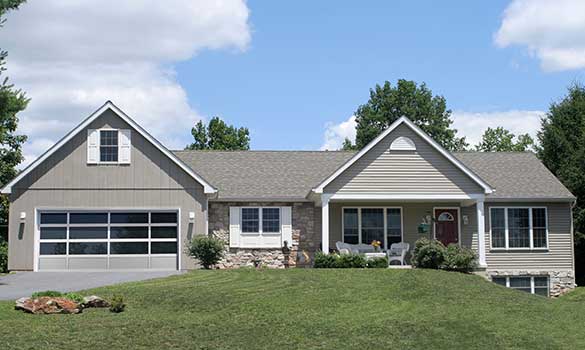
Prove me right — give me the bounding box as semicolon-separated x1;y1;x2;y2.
388;265;412;269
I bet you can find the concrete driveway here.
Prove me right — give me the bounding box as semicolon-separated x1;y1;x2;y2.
0;271;183;301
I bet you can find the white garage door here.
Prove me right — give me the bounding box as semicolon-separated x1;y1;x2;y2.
37;210;179;271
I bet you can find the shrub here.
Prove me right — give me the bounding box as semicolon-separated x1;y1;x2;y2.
188;235;225;269
32;290;63;298
411;238;446;269
64;292;84;303
0;239;7;273
442;244;477;273
366;257;388;268
336;254;367;268
313;252;368;268
109;295;126;313
313;252;338;268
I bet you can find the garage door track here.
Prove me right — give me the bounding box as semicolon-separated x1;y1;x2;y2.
0;271;182;301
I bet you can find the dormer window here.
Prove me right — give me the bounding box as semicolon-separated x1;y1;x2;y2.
100;130;118;162
87;129;131;164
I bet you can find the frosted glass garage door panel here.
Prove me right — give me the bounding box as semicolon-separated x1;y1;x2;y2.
109;256;149;269
150;256;177;269
68;257;108;270
39;257;67;270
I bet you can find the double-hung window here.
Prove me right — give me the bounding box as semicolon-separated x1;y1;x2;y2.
99;130;118;162
87;129;131;164
490;207;548;249
342;207;403;250
241;208;281;234
230;206;291;248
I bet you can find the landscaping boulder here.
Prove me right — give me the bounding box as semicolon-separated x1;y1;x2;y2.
82;295;110;308
15;297;81;314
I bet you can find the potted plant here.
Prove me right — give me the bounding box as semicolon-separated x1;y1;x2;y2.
371;240;382;252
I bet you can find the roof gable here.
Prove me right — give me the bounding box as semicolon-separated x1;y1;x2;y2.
313;117;493;194
1;101;217;194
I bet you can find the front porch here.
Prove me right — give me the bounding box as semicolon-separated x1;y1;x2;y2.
319;195;487;267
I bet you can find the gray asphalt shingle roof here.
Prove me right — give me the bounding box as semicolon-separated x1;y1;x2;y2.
173;150;355;200
453;152;574;200
173;150;574;201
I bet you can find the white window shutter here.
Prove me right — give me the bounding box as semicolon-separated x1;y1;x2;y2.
87;129;99;164
119;129;131;164
229;207;240;248
281;206;292;247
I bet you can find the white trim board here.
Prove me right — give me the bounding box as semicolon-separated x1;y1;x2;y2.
312;116;493;194
329;193;485;201
1;101;217;195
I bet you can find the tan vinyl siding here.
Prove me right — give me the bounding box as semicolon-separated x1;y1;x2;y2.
324;124;483;195
484;202;573;270
8;109;206;270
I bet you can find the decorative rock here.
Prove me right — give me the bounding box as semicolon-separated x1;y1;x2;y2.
82;295;110;308
15;297;81;314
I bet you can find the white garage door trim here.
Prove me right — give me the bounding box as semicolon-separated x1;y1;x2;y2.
34;208;181;271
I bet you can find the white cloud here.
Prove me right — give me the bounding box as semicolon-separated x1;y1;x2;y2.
495;0;585;71
321;110;544;150
451;110;544;147
320;115;356;150
0;0;251;165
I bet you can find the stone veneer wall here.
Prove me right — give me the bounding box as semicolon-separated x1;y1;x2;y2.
488;269;575;297
208;202;319;269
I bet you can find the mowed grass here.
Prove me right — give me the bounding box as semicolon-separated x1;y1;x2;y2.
1;269;585;349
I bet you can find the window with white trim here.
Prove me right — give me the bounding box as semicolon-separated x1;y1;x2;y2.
229;206;291;249
489;207;548;249
343;208;403;250
241;207;281;234
87;129;131;164
492;276;549;297
100;130;118;162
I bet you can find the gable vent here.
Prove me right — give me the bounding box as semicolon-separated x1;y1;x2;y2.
390;136;416;151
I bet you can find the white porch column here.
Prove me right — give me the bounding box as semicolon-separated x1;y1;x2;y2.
321;194;332;253
476;199;487;267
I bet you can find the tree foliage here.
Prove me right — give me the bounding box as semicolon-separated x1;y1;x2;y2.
0;0;28;234
344;80;467;151
537;83;585;285
186;117;250;150
475;127;534;152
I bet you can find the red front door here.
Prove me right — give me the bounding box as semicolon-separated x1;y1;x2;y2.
434;209;459;246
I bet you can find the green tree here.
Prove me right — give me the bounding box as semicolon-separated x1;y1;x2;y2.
344;80;467;151
186;117;250;151
0;0;28;240
537;83;585;285
475;127;534;152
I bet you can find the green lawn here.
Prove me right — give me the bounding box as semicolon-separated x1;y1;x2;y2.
1;269;584;349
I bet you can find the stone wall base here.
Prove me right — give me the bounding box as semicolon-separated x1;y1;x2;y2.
211;228;303;269
217;249;288;269
488;269;575;297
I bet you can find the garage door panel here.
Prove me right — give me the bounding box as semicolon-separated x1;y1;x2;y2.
109;256;149;269
68;257;108;270
151;256;177;269
39;257;67;270
38;210;178;271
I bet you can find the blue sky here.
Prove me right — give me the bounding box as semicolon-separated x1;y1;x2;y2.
177;1;585;150
2;0;585;164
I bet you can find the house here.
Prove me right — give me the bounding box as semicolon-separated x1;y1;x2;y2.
2;101;576;296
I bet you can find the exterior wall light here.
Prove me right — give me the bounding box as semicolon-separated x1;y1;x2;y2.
188;211;195;223
20;211;26;222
